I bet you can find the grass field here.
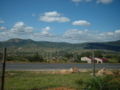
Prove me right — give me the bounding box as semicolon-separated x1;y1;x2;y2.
3;71;92;90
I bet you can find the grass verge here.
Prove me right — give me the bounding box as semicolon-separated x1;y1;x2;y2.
4;71;91;90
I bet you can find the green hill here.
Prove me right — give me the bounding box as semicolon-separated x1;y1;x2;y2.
0;38;120;51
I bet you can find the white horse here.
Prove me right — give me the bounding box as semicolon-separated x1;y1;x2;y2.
81;57;92;63
94;58;103;64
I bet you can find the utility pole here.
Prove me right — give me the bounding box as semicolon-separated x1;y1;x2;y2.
92;50;95;76
1;48;7;90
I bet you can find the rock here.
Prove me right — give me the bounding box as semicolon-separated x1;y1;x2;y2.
52;69;73;74
104;70;113;75
52;67;80;74
79;69;90;72
96;68;105;76
96;68;113;76
72;67;79;73
59;69;72;74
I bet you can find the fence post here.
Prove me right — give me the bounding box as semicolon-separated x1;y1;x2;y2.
1;48;7;90
92;50;96;76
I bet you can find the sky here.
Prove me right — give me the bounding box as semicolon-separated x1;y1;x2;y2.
0;0;120;43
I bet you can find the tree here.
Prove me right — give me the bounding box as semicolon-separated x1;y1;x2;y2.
80;52;91;57
94;50;103;57
29;52;44;62
64;53;73;59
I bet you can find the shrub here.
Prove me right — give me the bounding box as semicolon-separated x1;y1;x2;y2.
85;75;120;90
27;52;44;62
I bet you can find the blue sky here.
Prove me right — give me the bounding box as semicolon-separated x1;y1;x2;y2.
0;0;120;43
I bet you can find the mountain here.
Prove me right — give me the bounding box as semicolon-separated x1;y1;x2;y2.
0;38;120;51
107;40;120;46
82;42;120;51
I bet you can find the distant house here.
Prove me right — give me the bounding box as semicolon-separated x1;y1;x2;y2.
94;58;103;63
81;57;93;63
81;57;108;64
94;58;109;63
101;58;108;62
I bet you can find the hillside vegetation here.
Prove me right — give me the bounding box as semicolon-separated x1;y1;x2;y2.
0;38;120;63
0;38;120;51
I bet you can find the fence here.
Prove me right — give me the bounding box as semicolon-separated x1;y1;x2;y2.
0;48;6;90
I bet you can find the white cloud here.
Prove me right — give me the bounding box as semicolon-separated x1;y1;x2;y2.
41;26;51;35
97;0;113;4
0;21;120;43
32;13;36;17
72;0;113;4
0;23;54;41
0;26;7;31
40;11;70;23
64;29;85;37
11;22;33;33
115;30;120;34
72;0;92;3
114;30;120;39
0;22;34;41
63;29;100;42
0;20;5;24
63;29;120;43
44;11;60;17
97;30;119;41
85;0;92;2
72;0;82;3
96;30;120;41
72;20;91;26
33;26;53;38
106;32;114;36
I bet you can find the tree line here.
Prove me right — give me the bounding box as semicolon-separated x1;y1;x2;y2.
0;50;120;63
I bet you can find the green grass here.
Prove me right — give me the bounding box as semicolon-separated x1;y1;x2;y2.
4;71;92;90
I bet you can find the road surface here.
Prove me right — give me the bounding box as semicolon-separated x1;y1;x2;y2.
0;63;120;71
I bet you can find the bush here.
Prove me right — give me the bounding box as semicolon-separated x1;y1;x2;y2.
7;55;28;62
27;52;44;62
85;77;104;90
85;75;120;90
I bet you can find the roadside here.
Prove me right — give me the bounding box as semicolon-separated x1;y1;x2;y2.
4;70;120;90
